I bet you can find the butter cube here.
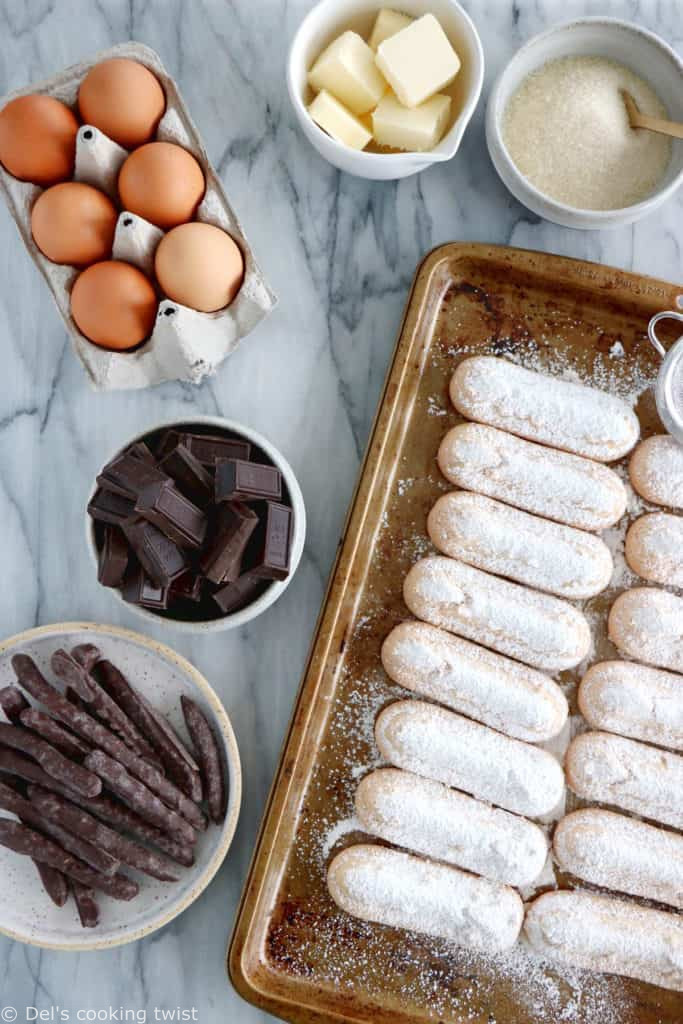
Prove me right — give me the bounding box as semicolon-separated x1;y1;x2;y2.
372;91;451;151
368;9;413;51
308;90;373;150
308;31;386;115
376;14;460;108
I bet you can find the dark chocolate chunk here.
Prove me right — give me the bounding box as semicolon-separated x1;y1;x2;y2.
135;480;207;549
159;444;214;508
213;574;266;615
200;501;258;584
215;458;282;503
87;488;136;527
97;452;169;500
97;527;129;587
127;441;157;465
154;430;182;460
124;519;188;586
247;501;292;580
169;572;203;603
121;566;170;610
179;432;251;466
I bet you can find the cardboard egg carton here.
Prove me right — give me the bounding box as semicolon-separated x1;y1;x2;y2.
0;42;276;391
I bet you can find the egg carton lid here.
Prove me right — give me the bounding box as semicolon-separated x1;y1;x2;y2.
0;41;276;391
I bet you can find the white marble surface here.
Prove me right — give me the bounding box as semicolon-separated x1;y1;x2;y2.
0;0;681;1020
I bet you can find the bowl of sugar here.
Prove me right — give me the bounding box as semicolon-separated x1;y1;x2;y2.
486;18;683;229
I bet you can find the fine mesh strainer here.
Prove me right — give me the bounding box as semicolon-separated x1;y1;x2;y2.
648;295;683;444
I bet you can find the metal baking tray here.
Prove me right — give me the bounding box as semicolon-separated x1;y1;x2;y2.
228;243;683;1024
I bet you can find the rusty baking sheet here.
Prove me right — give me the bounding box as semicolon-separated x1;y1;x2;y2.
228;243;683;1024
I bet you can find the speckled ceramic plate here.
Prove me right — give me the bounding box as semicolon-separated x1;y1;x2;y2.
0;622;241;951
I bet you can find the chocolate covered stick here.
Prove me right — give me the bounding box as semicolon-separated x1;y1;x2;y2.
0;780;119;876
29;786;180;883
36;863;69;908
71;644;102;673
0;748;194;866
85;751;196;844
96;660;202;801
71;880;99;928
12;656;205;831
0;772;69;907
0;723;101;798
0;686;29;724
52;649;158;761
181;697;227;823
0;820;138;900
19;710;90;760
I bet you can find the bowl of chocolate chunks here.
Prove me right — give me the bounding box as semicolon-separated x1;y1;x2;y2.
86;416;306;632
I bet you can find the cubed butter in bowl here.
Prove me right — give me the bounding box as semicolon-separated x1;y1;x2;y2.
309;90;373;150
375;13;460;107
288;0;484;179
369;8;413;50
372;91;451;151
308;30;386;114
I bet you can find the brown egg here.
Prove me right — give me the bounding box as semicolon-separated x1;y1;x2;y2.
71;260;157;350
31;182;117;266
0;95;79;185
155;222;244;312
118;142;205;230
78;58;166;149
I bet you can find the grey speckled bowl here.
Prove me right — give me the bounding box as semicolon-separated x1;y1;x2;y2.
0;621;241;951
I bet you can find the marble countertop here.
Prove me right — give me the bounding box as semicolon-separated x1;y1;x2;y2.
0;0;681;1021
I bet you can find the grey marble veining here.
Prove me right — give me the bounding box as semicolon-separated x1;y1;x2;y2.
0;0;681;1021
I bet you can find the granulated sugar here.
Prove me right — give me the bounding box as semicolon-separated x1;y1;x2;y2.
503;56;671;210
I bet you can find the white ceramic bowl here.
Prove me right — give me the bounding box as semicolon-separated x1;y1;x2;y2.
287;0;484;180
0;621;241;951
86;415;306;634
487;17;683;230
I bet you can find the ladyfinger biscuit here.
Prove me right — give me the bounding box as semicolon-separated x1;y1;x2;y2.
579;660;683;751
381;621;567;743
450;356;639;461
355;768;548;887
428;491;613;599
565;731;683;829
403;556;590;672
608;587;683;673
524;889;683;991
438;423;627;531
629;434;683;509
554;808;683;910
625;513;683;588
327;843;523;952
375;700;564;818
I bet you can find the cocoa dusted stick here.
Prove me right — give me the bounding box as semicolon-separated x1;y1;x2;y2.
0;780;119;876
85;751;196;844
12;655;205;831
181;696;227;823
0;686;29;723
0;748;194;866
71;880;100;928
95;660;202;801
0;820;138;900
0;772;70;907
29;786;180;883
71;644;102;673
19;709;90;760
0;722;101;798
52;649;159;762
36;862;69;907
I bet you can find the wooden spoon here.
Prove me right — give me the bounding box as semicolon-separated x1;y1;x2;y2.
621;89;683;140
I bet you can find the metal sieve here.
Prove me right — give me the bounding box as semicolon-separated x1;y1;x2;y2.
648;296;683;444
